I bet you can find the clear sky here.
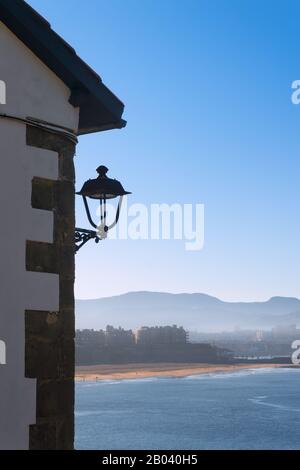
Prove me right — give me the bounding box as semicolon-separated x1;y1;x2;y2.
28;0;300;301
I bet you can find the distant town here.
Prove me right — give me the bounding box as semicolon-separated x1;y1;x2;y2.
75;323;298;365
190;324;300;359
76;325;230;365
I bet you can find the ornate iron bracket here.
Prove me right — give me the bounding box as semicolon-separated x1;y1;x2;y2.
75;227;100;252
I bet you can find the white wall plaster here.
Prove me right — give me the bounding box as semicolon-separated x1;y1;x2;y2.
0;21;78;449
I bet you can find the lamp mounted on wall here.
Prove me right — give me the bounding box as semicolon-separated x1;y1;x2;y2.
75;165;131;252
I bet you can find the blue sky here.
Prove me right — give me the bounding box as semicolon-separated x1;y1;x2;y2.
28;0;300;301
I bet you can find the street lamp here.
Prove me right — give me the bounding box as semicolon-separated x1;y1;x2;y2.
75;165;131;252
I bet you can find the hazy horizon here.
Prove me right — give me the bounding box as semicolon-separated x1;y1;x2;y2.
75;289;300;303
75;292;300;333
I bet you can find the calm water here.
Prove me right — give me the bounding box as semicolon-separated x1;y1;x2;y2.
75;368;300;450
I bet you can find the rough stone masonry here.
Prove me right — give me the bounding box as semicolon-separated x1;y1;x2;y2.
25;126;76;450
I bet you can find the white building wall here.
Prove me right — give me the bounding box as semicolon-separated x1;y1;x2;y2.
0;22;79;130
0;21;79;449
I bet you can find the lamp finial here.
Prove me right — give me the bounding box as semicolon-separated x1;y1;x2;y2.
96;165;109;177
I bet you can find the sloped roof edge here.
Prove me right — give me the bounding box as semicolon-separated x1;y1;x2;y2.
0;0;126;135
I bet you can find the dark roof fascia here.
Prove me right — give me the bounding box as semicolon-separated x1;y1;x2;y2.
0;0;126;134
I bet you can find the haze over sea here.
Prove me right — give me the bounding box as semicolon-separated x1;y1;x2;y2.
75;368;300;450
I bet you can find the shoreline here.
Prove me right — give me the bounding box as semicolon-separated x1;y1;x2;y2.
75;362;288;382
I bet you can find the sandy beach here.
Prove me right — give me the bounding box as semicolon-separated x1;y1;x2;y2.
75;362;286;381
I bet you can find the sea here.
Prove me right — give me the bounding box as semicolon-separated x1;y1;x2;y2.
75;367;300;450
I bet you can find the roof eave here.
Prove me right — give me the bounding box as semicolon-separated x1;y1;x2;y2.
77;119;127;136
0;0;126;135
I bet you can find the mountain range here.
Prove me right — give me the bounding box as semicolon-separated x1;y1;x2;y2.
75;291;300;332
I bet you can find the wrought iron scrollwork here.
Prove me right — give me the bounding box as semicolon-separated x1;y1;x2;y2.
75;227;99;252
